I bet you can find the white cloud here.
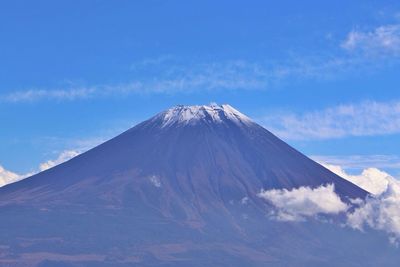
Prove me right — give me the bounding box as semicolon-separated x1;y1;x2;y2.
0;60;270;102
347;178;400;245
3;87;97;102
0;165;23;187
0;56;371;103
312;155;400;171
257;162;400;244
258;184;348;222
260;100;400;140
4;25;400;103
39;150;80;171
342;24;400;56
0;150;80;187
322;164;391;195
310;161;400;244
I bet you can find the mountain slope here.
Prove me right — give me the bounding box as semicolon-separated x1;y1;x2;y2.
0;104;367;204
1;104;395;267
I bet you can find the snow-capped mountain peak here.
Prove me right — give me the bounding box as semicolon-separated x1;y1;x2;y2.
156;104;253;127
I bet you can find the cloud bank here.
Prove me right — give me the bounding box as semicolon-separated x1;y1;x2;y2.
347;179;400;245
326;164;400;245
259;163;400;244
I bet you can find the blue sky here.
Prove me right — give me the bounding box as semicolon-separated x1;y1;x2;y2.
1;0;400;178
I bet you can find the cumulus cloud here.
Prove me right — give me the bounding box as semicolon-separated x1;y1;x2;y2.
257;162;400;244
261;100;400;140
342;24;400;57
322;164;390;195
347;179;400;245
258;184;348;221
0;150;80;187
312;162;400;244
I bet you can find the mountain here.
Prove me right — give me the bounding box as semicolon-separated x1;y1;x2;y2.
0;104;397;267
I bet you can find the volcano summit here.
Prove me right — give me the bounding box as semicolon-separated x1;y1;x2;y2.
0;104;397;267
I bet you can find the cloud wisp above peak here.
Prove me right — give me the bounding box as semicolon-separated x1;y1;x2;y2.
0;53;386;103
0;59;311;103
3;21;400;103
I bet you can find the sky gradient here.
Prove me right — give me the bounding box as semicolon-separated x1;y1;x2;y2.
1;0;400;178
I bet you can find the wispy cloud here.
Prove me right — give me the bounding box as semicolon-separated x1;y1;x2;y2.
342;24;400;57
3;21;400;103
0;67;267;103
3;87;98;102
260;100;400;140
0;56;374;103
129;54;175;71
312;155;400;171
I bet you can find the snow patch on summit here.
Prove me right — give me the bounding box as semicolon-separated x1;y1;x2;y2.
157;104;253;127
